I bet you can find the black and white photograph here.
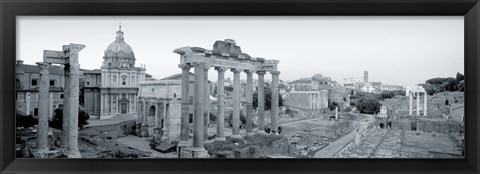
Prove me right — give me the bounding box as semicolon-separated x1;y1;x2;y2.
15;16;465;159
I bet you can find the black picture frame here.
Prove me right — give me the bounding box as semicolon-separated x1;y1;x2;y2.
1;0;479;174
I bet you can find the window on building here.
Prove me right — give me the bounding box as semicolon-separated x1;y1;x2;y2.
31;79;38;86
174;93;177;98
113;75;117;85
122;77;126;85
16;79;20;89
86;81;90;86
50;80;55;86
60;93;64;99
152;88;154;93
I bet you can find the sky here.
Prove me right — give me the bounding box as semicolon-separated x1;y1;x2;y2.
17;16;464;86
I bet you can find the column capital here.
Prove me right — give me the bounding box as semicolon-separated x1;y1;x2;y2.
192;62;206;68
204;65;211;71
270;71;281;75
244;70;254;75
63;43;85;53
178;64;191;70
231;68;242;74
215;67;228;73
36;62;51;74
256;71;266;75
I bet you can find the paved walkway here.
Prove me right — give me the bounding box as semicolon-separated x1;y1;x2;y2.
313;114;375;158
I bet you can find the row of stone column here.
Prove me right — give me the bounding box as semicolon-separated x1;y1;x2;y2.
178;63;280;150
309;92;319;109
409;91;428;116
36;57;82;157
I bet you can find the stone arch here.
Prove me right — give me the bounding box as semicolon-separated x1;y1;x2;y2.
33;108;38;116
148;104;156;127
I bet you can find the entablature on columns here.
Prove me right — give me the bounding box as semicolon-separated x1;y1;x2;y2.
138;96;181;103
174;40;279;72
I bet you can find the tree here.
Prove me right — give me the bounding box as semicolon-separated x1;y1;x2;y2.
224;86;234;93
456;72;465;82
49;108;90;129
227;112;246;128
457;80;465;92
328;100;338;111
425;77;456;93
445;77;457;91
252;86;283;111
380;91;395;100
355;95;381;114
420;84;436;95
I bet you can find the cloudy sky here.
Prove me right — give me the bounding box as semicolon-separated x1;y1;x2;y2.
17;16;464;86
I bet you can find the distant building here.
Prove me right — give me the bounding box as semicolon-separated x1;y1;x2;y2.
285;74;346;110
15;61;66;119
379;84;404;92
345;71;403;93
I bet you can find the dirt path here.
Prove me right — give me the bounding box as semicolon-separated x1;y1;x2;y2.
313;114;375;158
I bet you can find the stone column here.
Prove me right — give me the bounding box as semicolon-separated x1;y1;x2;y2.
307;93;313;109
409;91;413;115
137;99;142;124
142;98;148;137
416;92;420;116
245;70;254;133
100;94;104;115
135;99;142;135
161;102;168;142
26;92;30;117
109;94;112;113
36;62;50;153
215;67;226;140
65;43;84;158
155;103;159;128
424;92;428;116
193;63;205;149
335;106;339;120
256;71;266;132
49;92;53;121
61;64;70;148
203;65;210;140
231;69;241;137
179;64;191;144
116;94;119;114
270;71;280;133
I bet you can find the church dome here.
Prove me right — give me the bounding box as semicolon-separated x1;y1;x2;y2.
104;26;135;58
102;25;136;69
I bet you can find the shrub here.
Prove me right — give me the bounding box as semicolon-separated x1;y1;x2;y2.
16;114;38;128
49;108;90;129
355;95;381;114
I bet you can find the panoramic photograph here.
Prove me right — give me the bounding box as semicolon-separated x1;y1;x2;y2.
15;16;464;158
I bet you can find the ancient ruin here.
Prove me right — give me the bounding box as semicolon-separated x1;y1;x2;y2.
174;39;280;158
36;43;85;158
407;86;428;116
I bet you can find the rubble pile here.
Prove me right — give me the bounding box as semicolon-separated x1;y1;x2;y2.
288;134;328;157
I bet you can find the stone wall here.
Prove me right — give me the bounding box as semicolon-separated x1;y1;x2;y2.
285;92;310;109
81;120;137;139
391;118;462;133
